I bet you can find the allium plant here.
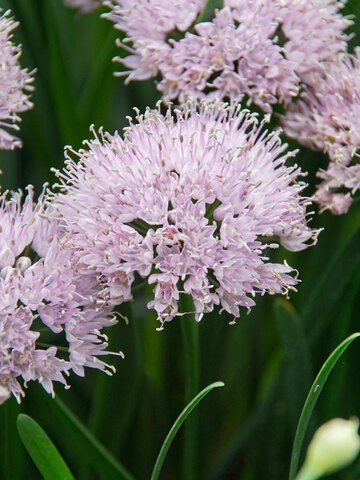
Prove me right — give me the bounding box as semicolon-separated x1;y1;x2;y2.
283;51;360;215
0;186;118;402
104;0;351;112
53;101;319;329
0;10;34;150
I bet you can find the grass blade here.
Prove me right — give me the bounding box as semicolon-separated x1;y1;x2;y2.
151;381;225;480
289;332;360;480
16;414;74;480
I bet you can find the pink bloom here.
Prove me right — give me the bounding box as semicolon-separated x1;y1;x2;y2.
104;0;350;111
283;51;360;214
53;101;319;329
0;187;117;402
279;0;352;83
157;6;298;112
0;10;34;150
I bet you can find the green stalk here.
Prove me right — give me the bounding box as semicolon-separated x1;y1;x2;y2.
180;314;200;479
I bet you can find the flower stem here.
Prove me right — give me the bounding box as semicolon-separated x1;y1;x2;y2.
180;313;200;479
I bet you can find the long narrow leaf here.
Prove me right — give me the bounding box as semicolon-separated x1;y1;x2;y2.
289;332;360;480
16;414;74;480
151;381;224;480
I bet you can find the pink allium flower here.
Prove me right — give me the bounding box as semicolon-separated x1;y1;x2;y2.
65;0;101;13
53;102;319;329
282;51;360;214
0;10;34;150
104;0;350;111
0;186;118;402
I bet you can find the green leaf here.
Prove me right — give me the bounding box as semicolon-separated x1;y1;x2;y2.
150;381;225;480
300;228;360;342
16;414;74;480
289;332;360;480
51;396;135;480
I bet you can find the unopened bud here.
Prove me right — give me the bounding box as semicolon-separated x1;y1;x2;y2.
299;418;360;479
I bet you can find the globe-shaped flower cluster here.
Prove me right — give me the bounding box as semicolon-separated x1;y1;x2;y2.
283;50;360;215
53;101;319;329
104;0;351;112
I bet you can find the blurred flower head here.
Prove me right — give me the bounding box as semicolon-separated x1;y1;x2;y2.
53;101;319;329
300;417;360;478
0;10;34;150
283;50;360;214
0;187;118;402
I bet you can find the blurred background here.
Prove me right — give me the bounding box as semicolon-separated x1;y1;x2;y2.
1;1;360;479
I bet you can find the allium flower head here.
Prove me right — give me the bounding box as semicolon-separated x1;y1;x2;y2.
104;0;351;111
0;186;118;402
283;50;360;214
0;10;34;150
53;101;319;329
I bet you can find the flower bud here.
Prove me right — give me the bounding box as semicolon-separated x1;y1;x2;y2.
304;418;360;477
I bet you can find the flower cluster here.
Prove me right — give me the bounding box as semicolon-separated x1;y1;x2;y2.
0;186;118;402
104;0;351;112
278;0;351;82
283;51;360;214
53;101;318;329
157;5;299;112
0;10;34;150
